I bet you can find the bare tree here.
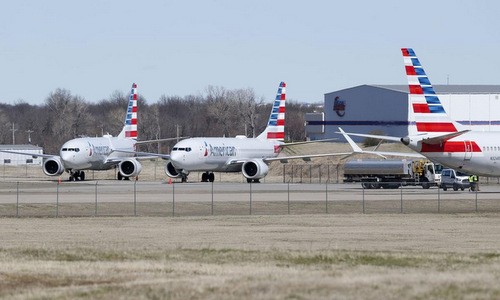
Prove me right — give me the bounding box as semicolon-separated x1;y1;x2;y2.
206;86;237;137
45;88;90;148
229;88;263;137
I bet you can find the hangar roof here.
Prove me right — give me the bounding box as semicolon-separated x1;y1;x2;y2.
326;84;500;95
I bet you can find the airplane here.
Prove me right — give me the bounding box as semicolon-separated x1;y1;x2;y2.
164;82;353;183
339;48;500;177
2;83;161;181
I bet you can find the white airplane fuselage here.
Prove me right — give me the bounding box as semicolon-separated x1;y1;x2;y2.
407;131;500;177
170;137;281;172
59;135;135;171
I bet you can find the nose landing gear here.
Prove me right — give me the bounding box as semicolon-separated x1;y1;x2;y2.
69;170;85;181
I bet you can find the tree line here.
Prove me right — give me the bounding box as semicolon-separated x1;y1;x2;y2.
1;86;318;154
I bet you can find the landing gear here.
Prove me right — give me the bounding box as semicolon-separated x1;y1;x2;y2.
69;170;85;181
246;178;260;183
117;173;130;181
201;172;215;182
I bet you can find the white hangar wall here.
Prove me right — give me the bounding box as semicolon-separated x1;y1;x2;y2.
305;85;500;142
0;145;43;165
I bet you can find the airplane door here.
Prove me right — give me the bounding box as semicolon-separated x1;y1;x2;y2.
464;141;473;161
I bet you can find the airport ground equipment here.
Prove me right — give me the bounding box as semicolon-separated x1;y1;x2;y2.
440;168;470;191
343;159;441;189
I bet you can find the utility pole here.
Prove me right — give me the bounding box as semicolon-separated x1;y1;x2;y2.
176;124;180;143
26;129;34;144
11;123;17;145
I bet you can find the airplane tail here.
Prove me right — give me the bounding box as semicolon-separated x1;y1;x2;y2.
257;81;286;141
402;48;464;136
118;83;138;140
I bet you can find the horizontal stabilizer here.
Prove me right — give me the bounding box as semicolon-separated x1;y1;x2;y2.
419;130;470;145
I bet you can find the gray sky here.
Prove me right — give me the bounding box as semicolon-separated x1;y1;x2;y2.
2;0;500;104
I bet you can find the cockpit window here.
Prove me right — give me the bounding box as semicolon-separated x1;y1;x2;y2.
173;147;178;151
186;147;191;152
178;148;185;151
61;148;80;152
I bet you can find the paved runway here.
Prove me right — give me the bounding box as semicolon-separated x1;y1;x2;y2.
0;180;499;217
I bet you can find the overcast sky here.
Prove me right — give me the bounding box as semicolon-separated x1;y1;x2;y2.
2;0;500;104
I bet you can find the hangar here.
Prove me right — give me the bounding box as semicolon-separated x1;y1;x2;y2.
305;84;500;142
0;145;43;165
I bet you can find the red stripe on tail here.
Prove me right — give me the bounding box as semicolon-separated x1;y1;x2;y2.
412;103;430;113
416;122;457;132
267;132;284;139
409;85;424;94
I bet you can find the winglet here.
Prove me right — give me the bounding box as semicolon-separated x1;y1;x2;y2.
338;127;363;153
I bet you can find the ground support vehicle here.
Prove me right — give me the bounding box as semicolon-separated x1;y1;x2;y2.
440;168;470;191
343;159;441;189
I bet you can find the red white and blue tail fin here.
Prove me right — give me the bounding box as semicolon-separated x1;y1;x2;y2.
402;48;464;136
118;83;138;140
257;81;286;141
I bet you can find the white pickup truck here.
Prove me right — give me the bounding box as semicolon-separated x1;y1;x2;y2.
440;169;470;191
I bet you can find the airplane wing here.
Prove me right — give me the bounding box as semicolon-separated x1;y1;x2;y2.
135;137;189;145
337;127;425;158
110;149;170;160
225;151;354;165
416;130;470;145
279;138;338;147
335;130;403;142
264;152;354;163
0;150;57;159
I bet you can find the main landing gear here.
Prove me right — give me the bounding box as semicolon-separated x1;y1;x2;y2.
117;173;131;181
201;172;215;182
246;178;260;183
69;170;85;181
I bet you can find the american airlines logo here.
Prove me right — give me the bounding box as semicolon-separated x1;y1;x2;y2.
209;144;236;157
93;145;111;155
333;96;346;117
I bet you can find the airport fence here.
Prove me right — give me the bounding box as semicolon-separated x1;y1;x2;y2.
0;180;499;218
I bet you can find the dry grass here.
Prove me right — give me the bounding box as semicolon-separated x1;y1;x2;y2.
1;214;500;299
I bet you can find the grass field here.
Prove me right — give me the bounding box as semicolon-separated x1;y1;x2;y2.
1;214;500;299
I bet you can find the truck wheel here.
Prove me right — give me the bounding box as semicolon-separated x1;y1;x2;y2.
453;184;459;191
361;183;370;189
442;185;447;191
421;182;430;189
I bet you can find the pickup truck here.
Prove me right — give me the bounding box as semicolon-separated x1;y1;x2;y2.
440;168;470;191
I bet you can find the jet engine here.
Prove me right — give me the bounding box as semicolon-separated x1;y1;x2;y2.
164;162;183;178
242;159;269;180
43;157;65;176
118;158;142;178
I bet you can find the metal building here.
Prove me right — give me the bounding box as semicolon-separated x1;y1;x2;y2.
0;145;43;165
305;84;500;142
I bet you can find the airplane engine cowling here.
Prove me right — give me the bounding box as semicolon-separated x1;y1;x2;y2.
118;159;142;177
43;157;65;176
164;162;183;178
242;160;269;180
